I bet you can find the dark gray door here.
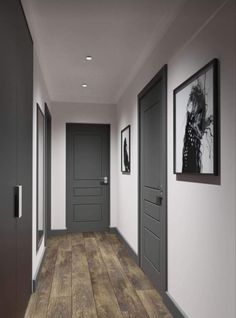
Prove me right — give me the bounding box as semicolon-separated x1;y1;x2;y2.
0;0;18;316
0;1;33;317
138;66;167;293
16;2;33;317
66;124;110;232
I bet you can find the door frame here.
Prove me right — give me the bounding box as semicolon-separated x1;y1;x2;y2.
138;65;168;294
45;103;52;241
66;123;111;232
36;103;45;251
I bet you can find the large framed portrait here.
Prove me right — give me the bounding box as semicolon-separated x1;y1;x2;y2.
121;125;130;174
174;59;218;175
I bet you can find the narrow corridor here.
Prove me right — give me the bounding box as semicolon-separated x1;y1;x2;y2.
25;232;171;318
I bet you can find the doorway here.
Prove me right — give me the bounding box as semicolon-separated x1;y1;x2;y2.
138;65;167;294
66;123;110;232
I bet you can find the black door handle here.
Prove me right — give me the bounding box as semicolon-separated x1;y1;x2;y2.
156;196;162;206
156;186;163;206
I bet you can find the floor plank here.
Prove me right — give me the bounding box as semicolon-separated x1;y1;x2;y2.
137;290;172;318
72;236;97;318
46;236;61;249
31;243;58;318
24;292;37;318
84;237;123;318
31;293;50;318
106;232;153;291
37;246;58;294
47;296;71;318
71;233;83;247
83;232;96;238
59;234;72;251
50;249;72;298
95;232;149;318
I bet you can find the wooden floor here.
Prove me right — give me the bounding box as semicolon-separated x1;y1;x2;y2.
25;232;172;318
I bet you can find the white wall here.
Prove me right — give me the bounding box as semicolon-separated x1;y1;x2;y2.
22;0;52;283
51;102;118;230
32;51;51;279
116;1;236;318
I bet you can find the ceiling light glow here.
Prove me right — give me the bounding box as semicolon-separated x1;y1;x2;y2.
82;83;88;88
86;56;93;61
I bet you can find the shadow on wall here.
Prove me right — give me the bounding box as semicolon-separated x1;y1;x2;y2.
176;173;221;185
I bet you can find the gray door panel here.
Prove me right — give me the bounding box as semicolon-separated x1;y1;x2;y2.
73;204;102;222
73;134;102;179
144;200;160;221
74;187;102;197
139;66;167;294
143;214;161;238
66;124;110;232
16;2;33;315
0;1;33;316
0;1;18;316
143;227;160;271
143;101;162;188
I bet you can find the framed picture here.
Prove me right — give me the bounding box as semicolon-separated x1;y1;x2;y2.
174;59;218;175
121;125;131;174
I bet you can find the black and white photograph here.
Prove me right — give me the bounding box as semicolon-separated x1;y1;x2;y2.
121;125;131;174
174;59;218;175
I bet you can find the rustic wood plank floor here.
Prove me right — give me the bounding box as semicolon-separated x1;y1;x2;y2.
25;232;172;318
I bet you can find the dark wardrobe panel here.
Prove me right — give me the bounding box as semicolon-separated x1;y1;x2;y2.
0;0;18;317
16;2;33;317
0;0;33;317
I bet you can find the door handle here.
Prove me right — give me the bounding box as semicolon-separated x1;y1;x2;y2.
101;176;108;185
156;196;162;206
156;186;163;206
15;185;22;218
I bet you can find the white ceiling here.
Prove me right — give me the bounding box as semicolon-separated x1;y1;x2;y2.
22;0;185;104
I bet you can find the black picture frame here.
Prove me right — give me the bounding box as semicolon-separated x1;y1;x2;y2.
36;103;45;250
174;59;218;175
121;125;131;174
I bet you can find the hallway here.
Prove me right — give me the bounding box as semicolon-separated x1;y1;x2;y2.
0;1;235;317
25;232;171;318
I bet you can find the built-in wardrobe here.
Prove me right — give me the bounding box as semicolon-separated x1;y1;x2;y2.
0;0;33;317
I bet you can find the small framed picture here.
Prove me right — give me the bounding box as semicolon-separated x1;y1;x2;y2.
121;125;131;174
174;59;218;175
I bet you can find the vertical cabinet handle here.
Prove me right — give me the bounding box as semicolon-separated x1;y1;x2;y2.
15;185;22;218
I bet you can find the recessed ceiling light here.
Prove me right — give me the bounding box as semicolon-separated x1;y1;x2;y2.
82;83;88;88
86;56;93;61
